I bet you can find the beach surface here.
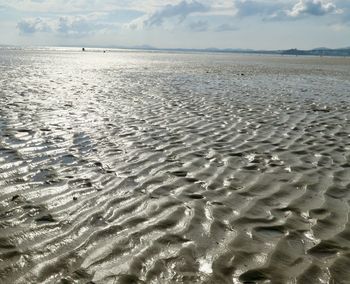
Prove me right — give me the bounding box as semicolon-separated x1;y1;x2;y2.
0;48;350;284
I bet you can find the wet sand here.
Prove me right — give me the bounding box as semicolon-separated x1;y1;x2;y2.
0;49;350;284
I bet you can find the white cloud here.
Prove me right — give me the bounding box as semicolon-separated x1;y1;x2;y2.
288;0;340;17
232;0;341;20
17;14;117;37
144;1;209;27
125;0;209;30
17;17;51;34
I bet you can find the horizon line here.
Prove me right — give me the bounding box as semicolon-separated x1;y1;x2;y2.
1;43;350;52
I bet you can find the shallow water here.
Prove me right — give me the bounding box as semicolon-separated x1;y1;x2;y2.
0;49;350;284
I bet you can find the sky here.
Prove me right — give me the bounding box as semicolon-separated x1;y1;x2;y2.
0;0;349;49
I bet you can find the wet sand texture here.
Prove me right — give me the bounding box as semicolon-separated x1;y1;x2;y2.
0;50;350;283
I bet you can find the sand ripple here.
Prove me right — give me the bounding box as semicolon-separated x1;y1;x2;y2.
0;49;350;283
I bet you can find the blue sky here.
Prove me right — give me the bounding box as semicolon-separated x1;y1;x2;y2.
0;0;349;49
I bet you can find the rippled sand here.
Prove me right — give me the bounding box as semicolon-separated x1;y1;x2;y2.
1;49;350;284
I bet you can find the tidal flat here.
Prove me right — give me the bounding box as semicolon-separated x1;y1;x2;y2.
0;48;350;283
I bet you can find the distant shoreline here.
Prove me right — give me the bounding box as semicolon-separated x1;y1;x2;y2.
1;44;350;57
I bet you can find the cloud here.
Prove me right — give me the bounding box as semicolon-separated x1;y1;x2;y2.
233;0;341;21
326;1;350;26
143;0;209;27
17;14;117;36
214;23;238;32
0;0;147;14
288;0;339;17
17;18;51;34
188;20;208;32
55;14;107;36
234;0;285;18
10;0;350;41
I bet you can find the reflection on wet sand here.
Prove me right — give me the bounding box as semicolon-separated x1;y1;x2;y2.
0;49;350;283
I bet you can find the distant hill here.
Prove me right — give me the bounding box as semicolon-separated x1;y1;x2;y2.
280;48;350;56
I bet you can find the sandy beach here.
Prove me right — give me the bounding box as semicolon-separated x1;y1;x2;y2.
0;48;350;284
